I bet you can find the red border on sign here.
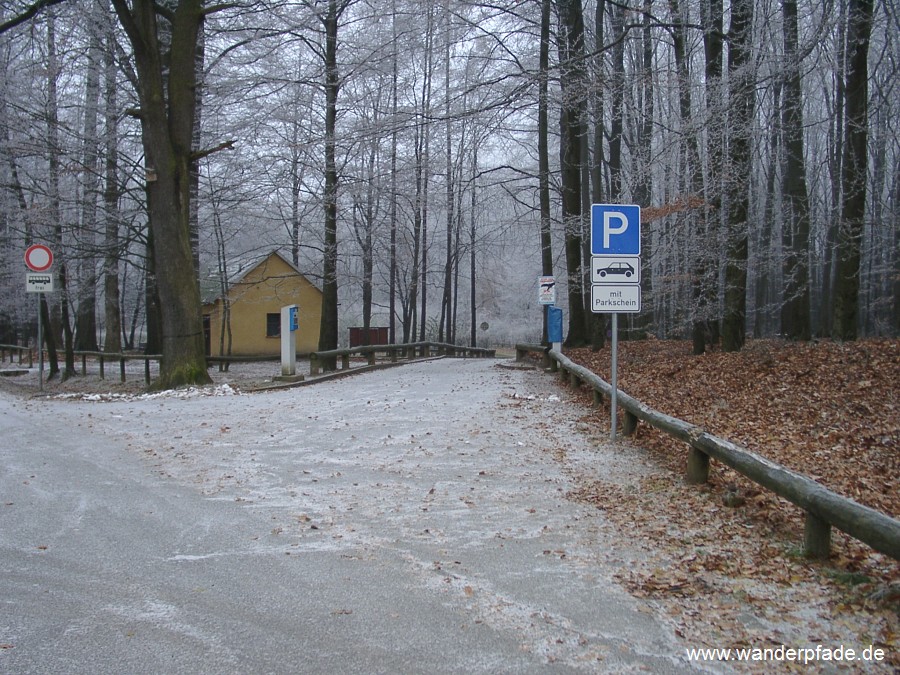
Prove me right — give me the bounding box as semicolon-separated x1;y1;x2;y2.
25;244;53;272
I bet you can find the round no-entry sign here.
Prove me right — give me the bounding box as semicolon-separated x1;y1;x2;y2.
25;244;53;272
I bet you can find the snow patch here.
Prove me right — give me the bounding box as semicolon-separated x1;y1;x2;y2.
54;383;240;402
504;391;560;402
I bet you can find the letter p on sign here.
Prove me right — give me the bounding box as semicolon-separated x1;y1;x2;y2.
603;212;629;249
591;204;641;255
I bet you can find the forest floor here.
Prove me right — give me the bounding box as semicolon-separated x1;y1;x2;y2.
564;338;899;668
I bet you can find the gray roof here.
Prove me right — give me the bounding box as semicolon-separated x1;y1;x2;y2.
201;249;318;304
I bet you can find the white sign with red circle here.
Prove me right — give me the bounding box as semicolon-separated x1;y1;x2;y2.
24;244;53;272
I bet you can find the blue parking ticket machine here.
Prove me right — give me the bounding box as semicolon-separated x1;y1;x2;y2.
281;304;298;376
547;306;563;349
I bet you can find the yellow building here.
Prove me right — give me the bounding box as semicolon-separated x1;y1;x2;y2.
202;250;322;357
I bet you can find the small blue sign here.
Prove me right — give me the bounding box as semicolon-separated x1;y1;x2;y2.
591;204;641;255
290;306;298;332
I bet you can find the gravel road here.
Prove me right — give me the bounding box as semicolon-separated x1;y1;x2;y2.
1;358;702;674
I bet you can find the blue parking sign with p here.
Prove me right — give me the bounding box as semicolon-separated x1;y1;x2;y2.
591;204;641;255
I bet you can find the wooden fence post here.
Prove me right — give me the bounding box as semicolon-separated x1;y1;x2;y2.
623;411;638;436
685;447;710;485
804;513;832;559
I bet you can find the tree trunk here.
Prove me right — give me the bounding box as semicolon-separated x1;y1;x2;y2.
439;0;453;343
589;0;606;350
819;3;846;337
111;0;211;387
102;8;122;355
833;0;874;340
389;0;399;343
695;0;723;353
317;0;343;368
469;146;478;348
351;141;377;343
670;0;707;350
212;186;232;364
188;18;204;279
608;1;624;202
362;154;375;337
721;0;754;352
632;0;654;339
47;12;75;379
419;133;431;343
557;0;588;347
75;4;102;353
289;54;305;267
143;222;163;353
756;81;781;338
892;168;900;334
40;294;60;379
539;0;553;345
780;0;812;340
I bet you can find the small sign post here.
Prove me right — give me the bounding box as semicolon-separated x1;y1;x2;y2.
538;276;557;347
24;244;54;391
590;205;641;441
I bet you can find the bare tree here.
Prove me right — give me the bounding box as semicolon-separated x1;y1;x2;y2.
107;0;215;386
721;0;754;352
102;5;123;354
538;0;553;344
556;0;587;347
833;0;874;340
311;0;352;367
779;0;812;340
74;0;103;352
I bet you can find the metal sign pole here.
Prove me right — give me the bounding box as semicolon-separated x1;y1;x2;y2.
38;292;44;392
610;313;618;441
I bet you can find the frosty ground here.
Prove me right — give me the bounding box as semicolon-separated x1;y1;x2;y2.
1;357;707;674
2;356;895;673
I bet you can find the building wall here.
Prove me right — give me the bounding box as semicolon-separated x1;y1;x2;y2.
204;254;322;356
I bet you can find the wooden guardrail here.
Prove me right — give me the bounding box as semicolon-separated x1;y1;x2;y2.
514;343;900;561
310;341;496;376
1;345;161;384
0;344;33;368
74;351;162;384
4;341;496;385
